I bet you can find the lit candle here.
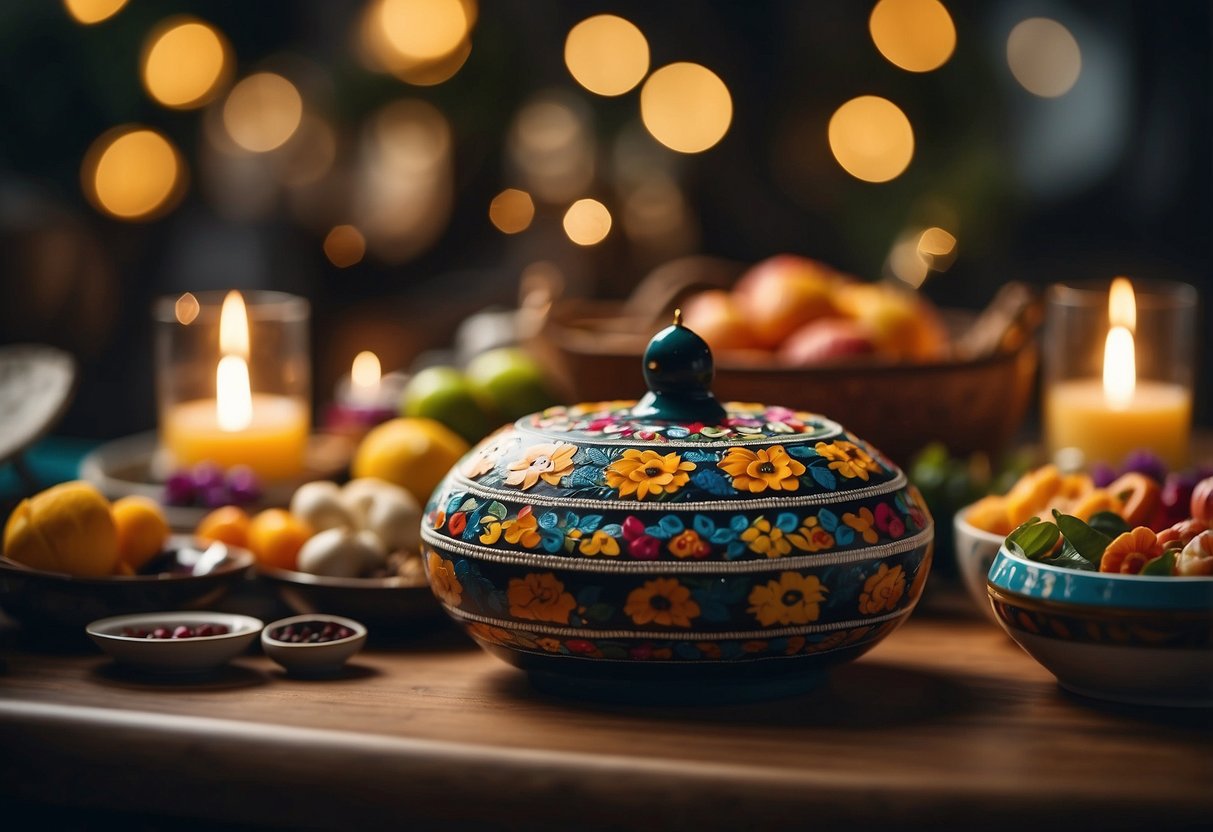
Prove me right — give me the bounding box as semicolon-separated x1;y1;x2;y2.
162;291;309;480
1045;278;1192;468
324;350;406;437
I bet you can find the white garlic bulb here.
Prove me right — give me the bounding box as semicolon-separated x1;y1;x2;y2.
290;481;353;533
296;527;382;578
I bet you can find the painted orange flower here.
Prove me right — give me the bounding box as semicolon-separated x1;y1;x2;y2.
425;550;463;607
578;529;620;557
508;572;577;623
461;434;514;478
843;507;879;544
1100;527;1164;574
624;578;701;627
858;563;906;614
464;621;516;645
814;440;882;481
747;572;827;626
604;449;695;500
717;445;806;493
668;529;711;559
788;516;835;552
536;637;562;653
504;442;577;490
741;516;792;558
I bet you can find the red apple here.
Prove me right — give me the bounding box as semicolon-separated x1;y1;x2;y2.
1191;476;1213;525
679;290;762;354
732;255;840;349
779;318;876;366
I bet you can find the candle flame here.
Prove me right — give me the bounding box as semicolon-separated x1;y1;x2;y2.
216;355;253;431
351;350;382;389
1109;276;1136;331
1103;326;1136;409
219;290;250;358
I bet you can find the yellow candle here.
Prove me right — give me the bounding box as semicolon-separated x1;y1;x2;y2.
163;394;309;480
1044;379;1191;469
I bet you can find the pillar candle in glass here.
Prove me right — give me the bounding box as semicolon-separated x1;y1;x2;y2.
155;290;311;481
324;350;407;437
1043;278;1197;470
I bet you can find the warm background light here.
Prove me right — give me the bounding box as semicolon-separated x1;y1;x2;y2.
223;73;303;153
489;188;535;234
324;225;368;268
219;290;250;358
174;292;200;325
640;63;732;154
564;15;649;97
1007;17;1082;98
563;198;612;246
359;0;475;85
379;0;469;61
918;226;957;261
142;18;230;109
83;127;184;220
869;0;956;73
63;0;127;25
828;95;914;183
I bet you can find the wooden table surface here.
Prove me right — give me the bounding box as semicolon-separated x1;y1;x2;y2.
1;594;1210;832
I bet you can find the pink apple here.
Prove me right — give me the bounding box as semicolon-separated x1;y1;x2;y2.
679;290;763;353
732;255;841;349
779;318;876;366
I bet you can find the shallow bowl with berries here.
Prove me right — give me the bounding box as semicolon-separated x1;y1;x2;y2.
260;613;367;675
85;611;264;674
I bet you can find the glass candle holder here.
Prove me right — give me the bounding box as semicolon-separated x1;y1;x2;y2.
154;290;311;481
1043;278;1197;470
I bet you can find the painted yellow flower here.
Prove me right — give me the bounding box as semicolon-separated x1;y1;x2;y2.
747;572;828;626
465;621;516;645
858;563;905;614
461;433;514;478
741;516;792;558
843;507;879;544
536;637;562;653
814;440;882;481
624;578;701;627
425;550;463;607
578;529;620;557
508;572;577;623
717;445;806;493
505;442;577;490
787;516;835;552
604;449;695;500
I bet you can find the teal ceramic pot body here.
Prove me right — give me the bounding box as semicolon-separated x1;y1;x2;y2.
420;320;934;699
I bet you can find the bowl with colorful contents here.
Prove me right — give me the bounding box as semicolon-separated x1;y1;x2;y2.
86;611;263;674
421;315;934;702
987;486;1213;707
261;613;368;675
0;481;254;630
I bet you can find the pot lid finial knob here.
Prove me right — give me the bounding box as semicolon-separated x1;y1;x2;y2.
630;309;728;423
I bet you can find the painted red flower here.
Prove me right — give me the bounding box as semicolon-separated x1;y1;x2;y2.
874;503;905;539
448;511;467;536
566;639;597;654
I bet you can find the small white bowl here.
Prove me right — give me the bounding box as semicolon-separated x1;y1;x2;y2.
953;506;1007;622
261;614;367;675
86;612;263;674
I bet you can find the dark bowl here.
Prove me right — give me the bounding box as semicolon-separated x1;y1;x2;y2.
256;566;442;630
0;536;254;631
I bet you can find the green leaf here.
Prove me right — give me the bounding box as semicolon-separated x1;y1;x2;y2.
584;603;614;623
1141;550;1177;576
1006;517;1060;561
1052;511;1111;568
1040;541;1097;571
486;501;507;521
1088;511;1131;539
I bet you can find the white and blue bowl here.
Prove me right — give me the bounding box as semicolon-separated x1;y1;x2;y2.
987;546;1213;707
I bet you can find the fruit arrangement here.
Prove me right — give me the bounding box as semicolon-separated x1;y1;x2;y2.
3;482;171;577
679;254;950;365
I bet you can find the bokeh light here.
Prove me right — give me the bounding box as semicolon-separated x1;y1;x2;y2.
489;188;535;234
324;225;367;268
360;0;475;85
917;226;957;263
827;95;914;183
508;94;595;204
1007;18;1082;98
869;0;956;73
223;73;303;153
63;0;127;25
563;198;612;246
640;63;732;153
142;18;230;110
275;115;338;188
565;15;649;97
379;0;469;61
82;127;184;221
174;292;200;325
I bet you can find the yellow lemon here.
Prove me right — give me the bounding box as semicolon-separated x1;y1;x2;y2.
112;495;170;571
3;481;119;577
352;417;469;503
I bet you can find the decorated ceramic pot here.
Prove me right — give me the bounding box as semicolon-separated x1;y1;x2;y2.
421;315;934;699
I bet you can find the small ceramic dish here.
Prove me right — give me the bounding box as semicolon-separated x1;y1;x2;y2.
261;613;367;675
0;537;255;631
86;611;263;674
256;566;440;630
987;546;1213;707
953;505;1006;622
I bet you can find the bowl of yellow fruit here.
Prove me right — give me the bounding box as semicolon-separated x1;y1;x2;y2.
0;481;254;630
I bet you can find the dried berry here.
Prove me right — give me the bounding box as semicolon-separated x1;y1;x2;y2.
269;620;356;643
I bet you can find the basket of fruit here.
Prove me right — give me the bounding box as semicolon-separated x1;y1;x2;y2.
535;255;1039;465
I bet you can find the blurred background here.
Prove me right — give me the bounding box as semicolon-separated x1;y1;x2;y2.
0;0;1209;441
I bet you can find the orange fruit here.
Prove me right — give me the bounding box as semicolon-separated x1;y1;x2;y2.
352;417;469;503
195;505;252;549
247;509;312;570
2;481;118;577
111;495;170;571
